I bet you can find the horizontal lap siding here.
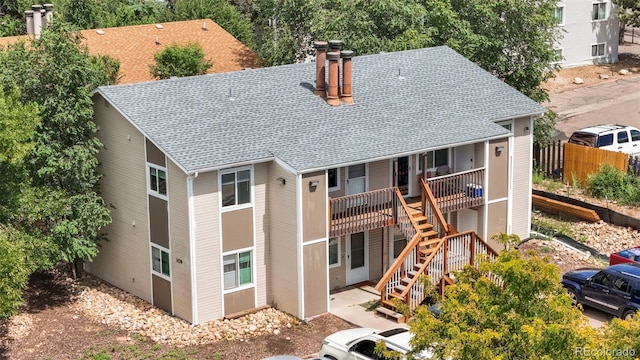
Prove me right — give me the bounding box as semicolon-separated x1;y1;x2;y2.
254;163;268;307
168;161;192;322
87;94;151;302
268;162;299;317
511;117;533;239
193;171;221;323
368;160;390;190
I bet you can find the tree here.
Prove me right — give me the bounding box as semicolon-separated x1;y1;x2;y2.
0;21;112;268
613;0;640;44
405;234;600;360
150;43;213;79
255;0;561;144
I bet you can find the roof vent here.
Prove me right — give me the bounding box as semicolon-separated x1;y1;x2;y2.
155;24;163;29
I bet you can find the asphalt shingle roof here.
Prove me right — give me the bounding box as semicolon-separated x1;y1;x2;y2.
96;46;546;174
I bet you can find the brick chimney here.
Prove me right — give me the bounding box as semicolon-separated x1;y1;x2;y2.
326;51;341;106
340;50;354;105
313;41;328;97
32;4;42;39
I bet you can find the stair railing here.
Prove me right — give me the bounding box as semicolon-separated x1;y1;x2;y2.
420;177;451;236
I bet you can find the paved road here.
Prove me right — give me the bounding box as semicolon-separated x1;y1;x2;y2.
545;75;640;140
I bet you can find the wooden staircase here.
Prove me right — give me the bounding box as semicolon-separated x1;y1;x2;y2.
374;178;498;322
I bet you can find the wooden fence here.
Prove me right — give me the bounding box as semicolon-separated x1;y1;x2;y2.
534;141;636;185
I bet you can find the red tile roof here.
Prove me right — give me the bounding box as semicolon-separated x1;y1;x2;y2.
0;19;262;84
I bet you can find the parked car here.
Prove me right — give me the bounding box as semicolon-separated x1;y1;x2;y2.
561;263;640;320
610;246;640;266
568;124;640;156
318;327;433;360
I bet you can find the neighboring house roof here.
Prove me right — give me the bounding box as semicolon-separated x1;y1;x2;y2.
0;19;261;84
96;46;546;174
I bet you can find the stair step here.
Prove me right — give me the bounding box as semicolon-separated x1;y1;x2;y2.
381;299;397;308
375;306;405;322
419;247;437;256
416;222;434;231
395;284;407;293
420;238;442;247
420;230;439;238
389;291;405;300
408;269;419;277
412;215;428;223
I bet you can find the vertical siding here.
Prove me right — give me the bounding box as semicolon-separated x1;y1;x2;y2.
253;162;268;308
268;162;299;316
368;229;383;281
558;0;619;67
193;171;221;323
87;94;151;302
168;161;192;323
511;117;533;239
368;160;390;190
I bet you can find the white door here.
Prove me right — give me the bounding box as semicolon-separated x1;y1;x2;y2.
346;232;369;285
346;164;366;195
454;144;474;172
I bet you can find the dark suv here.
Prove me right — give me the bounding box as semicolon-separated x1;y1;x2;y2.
561;263;640;320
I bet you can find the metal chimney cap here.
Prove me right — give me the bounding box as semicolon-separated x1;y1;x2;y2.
313;41;328;50
327;51;340;60
328;40;342;50
25;9;34;16
31;4;42;10
43;3;54;10
340;50;354;59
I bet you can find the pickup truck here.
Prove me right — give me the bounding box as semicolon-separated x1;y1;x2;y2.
610;246;640;266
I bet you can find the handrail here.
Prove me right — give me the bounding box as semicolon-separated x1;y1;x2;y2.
394;188;422;233
399;239;444;297
420;177;449;234
374;232;421;292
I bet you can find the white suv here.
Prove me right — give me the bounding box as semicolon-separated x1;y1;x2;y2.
318;327;433;360
568;124;640;156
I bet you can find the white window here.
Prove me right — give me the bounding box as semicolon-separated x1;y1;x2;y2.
328;237;340;268
221;168;251;207
554;5;565;26
592;43;606;57
151;245;170;277
148;165;167;197
328;168;340;192
416;149;449;175
553;48;564;64
592;2;606;21
223;250;253;290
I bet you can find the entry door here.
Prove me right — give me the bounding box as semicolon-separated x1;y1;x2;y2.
346;232;369;285
346;164;366;207
394;157;409;195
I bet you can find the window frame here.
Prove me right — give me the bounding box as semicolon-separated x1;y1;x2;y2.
147;163;168;199
151;244;171;280
328;168;340;192
591;42;606;58
222;248;254;293
328;237;341;268
220;166;253;210
592;2;606;21
552;48;564;64
554;5;565;26
416;149;449;175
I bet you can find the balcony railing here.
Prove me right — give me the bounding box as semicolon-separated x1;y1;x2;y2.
426;167;485;213
329;188;396;237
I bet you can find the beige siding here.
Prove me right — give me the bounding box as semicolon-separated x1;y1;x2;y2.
87;94;151;302
329;235;346;290
253;163;268;308
302;171;327;242
168;161;192;323
224;288;255;315
221;208;253;252
487;138;509;201
368;160;390;190
193;171;221;323
268;162;299;317
474;143;485;168
368;229;383;282
511;117;533;239
486;201;507;251
410;155;421;197
303;242;328;317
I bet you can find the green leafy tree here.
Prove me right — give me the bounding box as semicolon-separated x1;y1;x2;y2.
150;42;213;79
255;0;560;144
406;233;600;360
64;0;102;29
613;0;640;44
0;21;112;267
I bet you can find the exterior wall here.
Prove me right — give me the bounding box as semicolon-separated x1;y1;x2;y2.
302;171;326;242
557;0;619;68
368;228;383;282
87;94;151;303
368;160;390;190
253;162;268;310
303;241;328;317
268;161;299;317
329;235;347;290
511;117;534;239
224;288;255;315
328;167;346;198
168;161;192;322
486;201;507;250
487;138;509;200
192;171;221;323
221;208;253;251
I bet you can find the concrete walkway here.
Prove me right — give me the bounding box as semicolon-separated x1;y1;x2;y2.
328;284;407;330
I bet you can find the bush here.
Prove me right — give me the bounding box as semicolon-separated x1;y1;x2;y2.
150;43;212;79
587;163;626;199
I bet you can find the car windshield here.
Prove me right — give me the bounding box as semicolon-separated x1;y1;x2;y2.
568;132;597;147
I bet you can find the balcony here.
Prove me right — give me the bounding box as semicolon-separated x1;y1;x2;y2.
329;168;485;236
